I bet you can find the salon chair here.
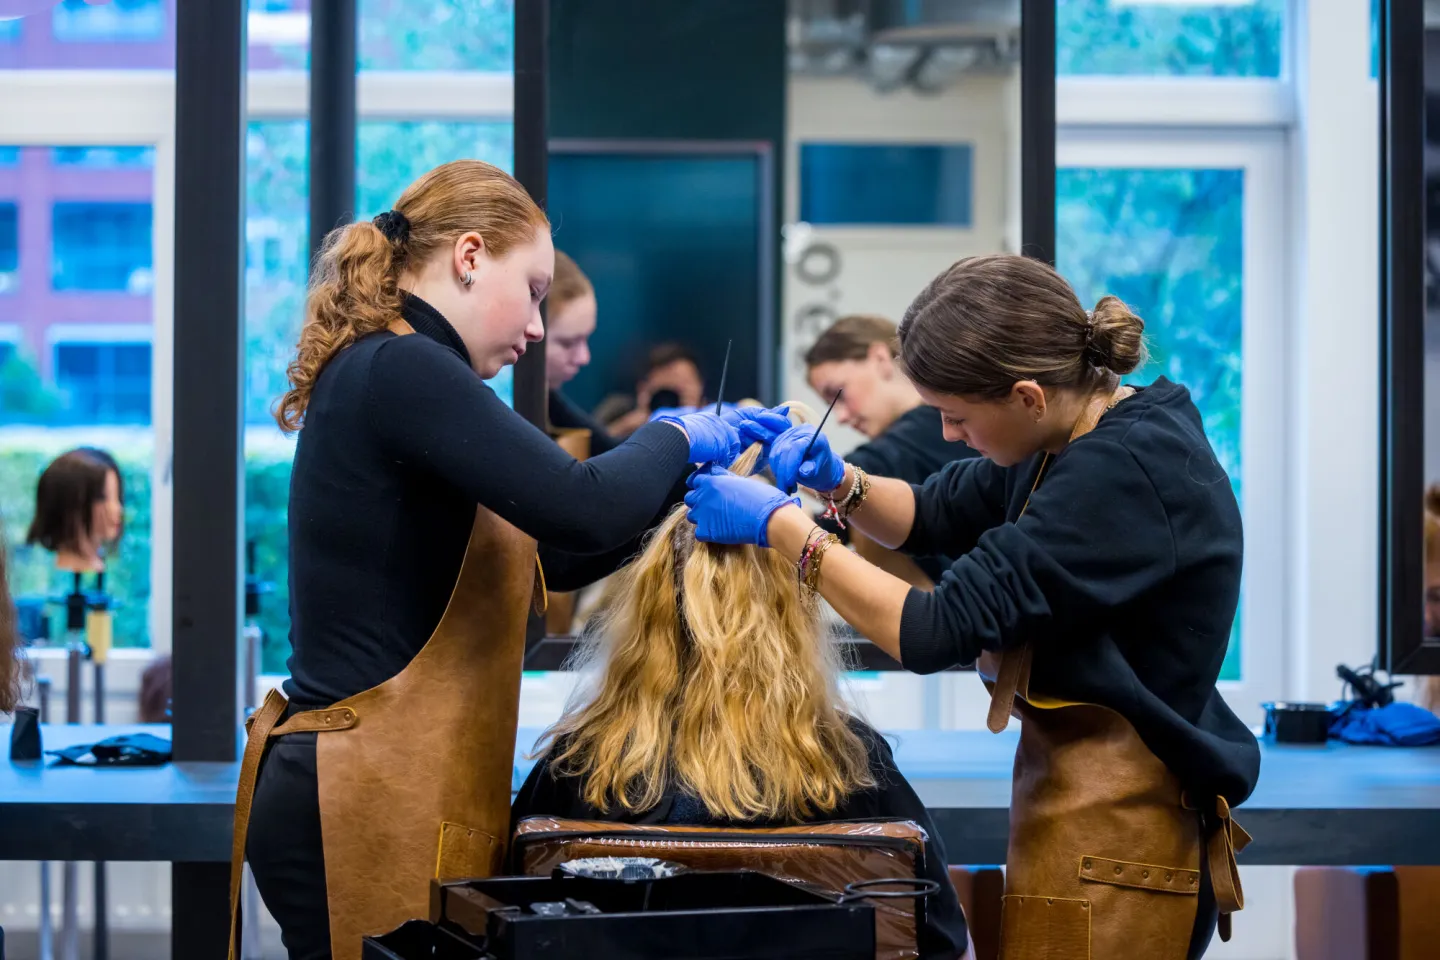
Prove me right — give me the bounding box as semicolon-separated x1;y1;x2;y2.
1294;866;1440;960
511;817;975;960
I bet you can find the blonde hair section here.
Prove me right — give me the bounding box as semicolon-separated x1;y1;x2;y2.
538;403;875;822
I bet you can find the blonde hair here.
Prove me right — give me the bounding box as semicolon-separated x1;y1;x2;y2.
275;160;549;431
550;249;594;316
539;408;874;822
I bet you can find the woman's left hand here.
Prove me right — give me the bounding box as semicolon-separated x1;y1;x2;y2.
684;464;798;546
656;411;742;466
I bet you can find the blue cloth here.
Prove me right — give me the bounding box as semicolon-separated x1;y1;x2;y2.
1329;702;1440;746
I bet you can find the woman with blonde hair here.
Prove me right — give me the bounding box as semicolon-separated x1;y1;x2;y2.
231;159;784;960
512;416;970;959
544;249;621;453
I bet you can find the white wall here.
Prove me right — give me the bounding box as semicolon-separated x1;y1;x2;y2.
781;71;1019;457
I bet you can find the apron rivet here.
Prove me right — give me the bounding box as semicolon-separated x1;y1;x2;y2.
1142;870;1150;879
1165;873;1173;881
1082;859;1092;869
1114;866;1122;875
1046;899;1054;905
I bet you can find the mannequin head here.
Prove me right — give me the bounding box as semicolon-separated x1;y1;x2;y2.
804;314;920;439
898;254;1146;466
27;447;124;571
542;405;873;821
545;250;597;388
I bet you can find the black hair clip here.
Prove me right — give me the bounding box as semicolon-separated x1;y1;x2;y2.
372;209;411;246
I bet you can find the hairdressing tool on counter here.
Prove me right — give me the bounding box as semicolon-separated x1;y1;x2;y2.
714;339;732;416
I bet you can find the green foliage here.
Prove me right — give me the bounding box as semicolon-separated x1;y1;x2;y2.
1058;0;1284;77
0;350;62;422
1057;166;1244;681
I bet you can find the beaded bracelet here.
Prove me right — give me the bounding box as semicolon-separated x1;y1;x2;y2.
823;465;871;527
822;467;862;529
840;465;871;521
797;526;840;594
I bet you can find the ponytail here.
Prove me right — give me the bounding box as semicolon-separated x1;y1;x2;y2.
275;221;401;432
274;159;549;432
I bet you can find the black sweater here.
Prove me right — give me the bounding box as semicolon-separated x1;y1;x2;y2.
832;405;978;581
283;294;691;707
897;379;1260;805
511;722;969;960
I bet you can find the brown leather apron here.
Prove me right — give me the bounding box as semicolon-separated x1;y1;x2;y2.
976;387;1250;960
228;319;547;960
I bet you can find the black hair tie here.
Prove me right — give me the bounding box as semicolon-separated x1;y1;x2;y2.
372;209;411;246
1082;315;1109;368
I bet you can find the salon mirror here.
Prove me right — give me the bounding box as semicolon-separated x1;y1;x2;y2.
535;0;1030;676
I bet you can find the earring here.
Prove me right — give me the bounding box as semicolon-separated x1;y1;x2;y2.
460;271;474;287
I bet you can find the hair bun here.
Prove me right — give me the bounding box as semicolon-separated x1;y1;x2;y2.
1087;295;1146;375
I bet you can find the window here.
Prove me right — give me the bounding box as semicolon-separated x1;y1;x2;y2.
0;145;159;650
0;17;20;43
54;341;152;425
1056;132;1288;704
247;0;515;71
244;117;514;671
0;203;16;290
799;143;973;227
53;0;166;43
52;202;154;293
1057;0;1285;78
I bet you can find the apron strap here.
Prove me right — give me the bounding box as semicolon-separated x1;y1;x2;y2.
986;644;1031;734
980;386;1128;735
1205;795;1251;942
229;688;288;960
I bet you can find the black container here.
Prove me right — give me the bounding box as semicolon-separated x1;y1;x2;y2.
362;920;484;960
365;870;876;960
9;706;40;761
1261;701;1333;744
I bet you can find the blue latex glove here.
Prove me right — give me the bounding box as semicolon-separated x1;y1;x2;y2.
723;404;792;446
769;424;846;495
655;410;742;466
684;464;799;547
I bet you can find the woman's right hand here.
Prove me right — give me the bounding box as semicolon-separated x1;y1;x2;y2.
769;424;846;495
655;410;742;466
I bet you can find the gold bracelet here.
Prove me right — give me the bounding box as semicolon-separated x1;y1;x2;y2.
805;532;840;593
799;529;840;594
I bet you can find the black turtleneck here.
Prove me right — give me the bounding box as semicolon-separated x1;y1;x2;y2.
283;294;691;707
